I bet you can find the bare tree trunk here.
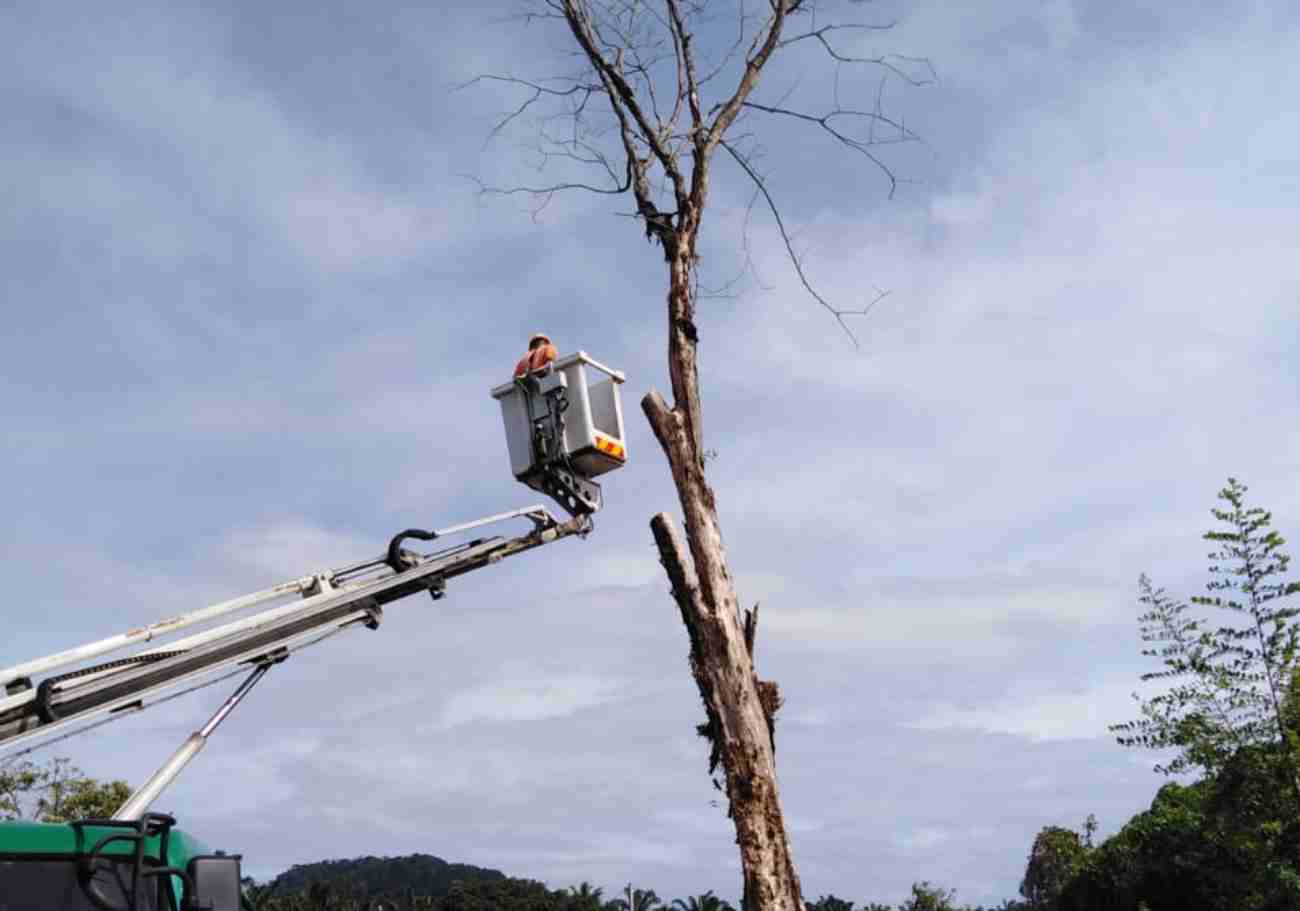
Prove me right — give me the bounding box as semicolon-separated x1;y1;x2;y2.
642;227;802;911
469;3;928;904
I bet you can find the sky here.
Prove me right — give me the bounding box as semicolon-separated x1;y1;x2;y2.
3;0;1300;906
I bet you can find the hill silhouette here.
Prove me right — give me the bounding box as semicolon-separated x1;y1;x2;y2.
269;853;506;898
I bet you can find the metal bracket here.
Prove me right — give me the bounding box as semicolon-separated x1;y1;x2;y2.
301;573;336;598
532;464;602;517
340;599;383;631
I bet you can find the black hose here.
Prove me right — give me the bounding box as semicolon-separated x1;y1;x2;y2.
386;528;439;572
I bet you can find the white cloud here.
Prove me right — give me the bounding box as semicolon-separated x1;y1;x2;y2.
216;520;379;582
907;679;1138;741
432;667;628;731
895;826;954;852
8;7;455;276
6;0;1300;906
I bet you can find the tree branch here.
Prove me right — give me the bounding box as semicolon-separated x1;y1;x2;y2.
720;139;887;346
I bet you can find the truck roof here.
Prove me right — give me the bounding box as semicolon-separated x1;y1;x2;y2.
0;818;209;864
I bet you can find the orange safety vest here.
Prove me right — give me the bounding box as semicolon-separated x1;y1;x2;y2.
514;343;558;378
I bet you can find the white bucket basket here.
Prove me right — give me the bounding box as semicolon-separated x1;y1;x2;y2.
490;351;628;481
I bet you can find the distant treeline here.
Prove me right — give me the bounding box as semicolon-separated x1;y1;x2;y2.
242;858;1022;911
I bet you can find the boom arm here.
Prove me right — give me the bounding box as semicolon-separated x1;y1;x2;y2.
1;349;630;821
0;506;587;759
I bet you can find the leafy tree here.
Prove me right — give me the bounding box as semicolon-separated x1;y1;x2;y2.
805;897;855;911
1111;478;1300;798
0;759;41;820
242;877;282;911
270;854;505;899
898;882;956;911
0;756;129;822
1018;826;1087;910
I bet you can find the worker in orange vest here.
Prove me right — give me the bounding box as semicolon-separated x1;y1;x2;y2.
514;332;559;378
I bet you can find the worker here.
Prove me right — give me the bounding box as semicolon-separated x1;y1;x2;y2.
514;332;559;378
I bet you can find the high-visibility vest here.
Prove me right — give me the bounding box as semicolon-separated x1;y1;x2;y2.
514;343;558;377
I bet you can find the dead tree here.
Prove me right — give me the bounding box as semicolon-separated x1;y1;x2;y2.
467;3;929;909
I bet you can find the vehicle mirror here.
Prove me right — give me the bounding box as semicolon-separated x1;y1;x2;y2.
187;854;242;911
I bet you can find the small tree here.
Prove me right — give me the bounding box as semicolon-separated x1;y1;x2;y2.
1018;826;1086;911
0;759;41;820
0;756;130;822
1111;478;1300;799
898;882;955;911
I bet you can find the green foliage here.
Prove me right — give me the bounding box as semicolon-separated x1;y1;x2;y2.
1028;478;1300;910
1111;478;1300;792
897;881;956;911
1018;826;1086;910
248;872;568;911
241;874;738;911
569;883;607;911
1052;774;1300;911
269;854;506;899
806;896;855;911
673;891;732;911
610;886;662;911
0;756;130;822
1004;480;1300;910
0;760;41;820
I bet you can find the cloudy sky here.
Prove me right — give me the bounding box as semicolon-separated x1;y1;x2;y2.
4;0;1299;906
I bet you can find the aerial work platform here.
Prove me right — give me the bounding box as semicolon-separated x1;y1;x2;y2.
491;351;627;516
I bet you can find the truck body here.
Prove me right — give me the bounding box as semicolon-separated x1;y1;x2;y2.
0;813;239;911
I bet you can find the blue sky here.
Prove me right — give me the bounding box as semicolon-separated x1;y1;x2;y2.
4;0;1300;906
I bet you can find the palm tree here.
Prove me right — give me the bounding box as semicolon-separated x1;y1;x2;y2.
805;896;855;911
609;885;662;911
569;882;607;911
672;891;729;911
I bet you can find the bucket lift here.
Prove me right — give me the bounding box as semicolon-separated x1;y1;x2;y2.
490;351;628;517
0;352;628;820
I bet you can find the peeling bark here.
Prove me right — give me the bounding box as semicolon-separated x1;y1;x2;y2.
643;243;802;911
545;5;809;909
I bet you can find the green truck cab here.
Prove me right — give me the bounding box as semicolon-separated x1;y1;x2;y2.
0;813;242;911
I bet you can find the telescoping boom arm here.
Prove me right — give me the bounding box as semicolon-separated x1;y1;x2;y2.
0;349;629;820
0;506;586;760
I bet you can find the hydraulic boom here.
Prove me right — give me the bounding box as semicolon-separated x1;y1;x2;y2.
0;349;629;821
0;506;584;757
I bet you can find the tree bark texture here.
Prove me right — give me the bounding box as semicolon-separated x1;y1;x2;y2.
546;4;808;907
642;238;802;911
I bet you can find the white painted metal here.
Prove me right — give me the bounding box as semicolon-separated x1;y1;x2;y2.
0;576;370;720
0;577;315;687
0;503;578;763
491;351;628;480
0;603;377;757
432;504;550;539
0;508;557;720
114;663;271;820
